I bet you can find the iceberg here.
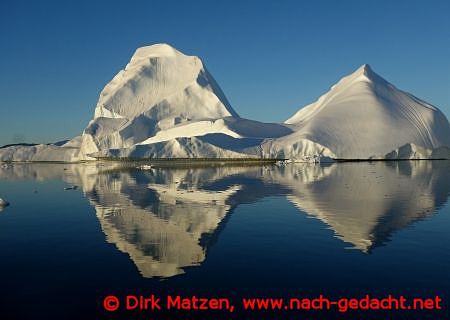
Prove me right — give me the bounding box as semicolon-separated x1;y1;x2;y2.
1;46;449;162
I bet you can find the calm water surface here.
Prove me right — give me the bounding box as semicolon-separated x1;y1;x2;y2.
0;161;449;319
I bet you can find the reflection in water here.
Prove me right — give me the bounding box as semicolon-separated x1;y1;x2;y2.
86;169;242;278
1;161;449;277
281;162;450;252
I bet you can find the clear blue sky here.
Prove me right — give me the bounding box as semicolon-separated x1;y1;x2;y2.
1;0;449;145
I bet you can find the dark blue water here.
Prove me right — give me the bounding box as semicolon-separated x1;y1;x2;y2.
0;161;449;319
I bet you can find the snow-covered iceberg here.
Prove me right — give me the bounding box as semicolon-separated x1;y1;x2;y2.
284;64;450;159
1;45;449;162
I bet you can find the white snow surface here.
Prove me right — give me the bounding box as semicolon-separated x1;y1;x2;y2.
76;43;241;159
385;143;450;160
0;144;78;162
95;137;250;159
95;43;238;121
284;64;450;159
1;46;449;162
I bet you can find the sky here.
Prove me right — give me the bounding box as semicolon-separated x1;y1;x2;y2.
0;0;449;145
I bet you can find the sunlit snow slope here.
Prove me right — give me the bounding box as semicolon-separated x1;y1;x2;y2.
77;43;242;159
284;64;450;159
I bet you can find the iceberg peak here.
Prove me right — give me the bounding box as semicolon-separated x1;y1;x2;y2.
359;63;372;75
358;63;372;73
284;63;450;158
351;63;378;81
134;43;182;57
128;43;188;66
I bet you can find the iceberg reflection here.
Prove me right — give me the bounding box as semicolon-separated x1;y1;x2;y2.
1;161;449;277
